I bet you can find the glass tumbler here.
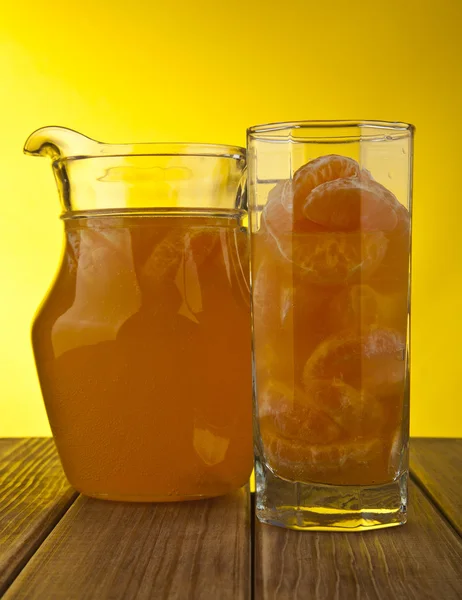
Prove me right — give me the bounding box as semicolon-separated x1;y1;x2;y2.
248;121;413;530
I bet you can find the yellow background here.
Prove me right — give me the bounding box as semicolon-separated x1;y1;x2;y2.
1;0;461;437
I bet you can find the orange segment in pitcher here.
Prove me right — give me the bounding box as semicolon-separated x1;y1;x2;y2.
142;223;217;282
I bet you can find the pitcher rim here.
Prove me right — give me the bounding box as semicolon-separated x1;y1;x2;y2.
24;126;246;161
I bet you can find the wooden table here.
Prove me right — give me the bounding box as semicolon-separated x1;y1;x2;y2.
0;438;461;599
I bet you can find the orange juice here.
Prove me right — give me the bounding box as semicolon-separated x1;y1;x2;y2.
33;212;253;501
253;155;410;486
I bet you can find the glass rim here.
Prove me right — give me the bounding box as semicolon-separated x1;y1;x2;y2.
247;120;415;140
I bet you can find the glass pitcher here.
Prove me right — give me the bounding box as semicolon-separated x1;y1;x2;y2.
24;127;253;502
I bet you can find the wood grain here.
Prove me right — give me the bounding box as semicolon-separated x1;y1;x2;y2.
4;486;251;600
410;438;462;535
255;481;462;600
0;438;77;594
0;439;21;459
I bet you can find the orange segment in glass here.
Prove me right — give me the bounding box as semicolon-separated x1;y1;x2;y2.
371;203;410;293
303;326;406;398
262;179;325;236
293;154;360;205
261;430;386;485
303;175;400;232
258;381;342;444
303;379;384;437
328;284;408;335
252;258;293;330
288;231;388;285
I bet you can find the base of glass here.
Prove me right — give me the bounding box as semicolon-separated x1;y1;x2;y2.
255;457;408;531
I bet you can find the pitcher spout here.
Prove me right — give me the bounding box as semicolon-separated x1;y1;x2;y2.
24;126;100;160
23;126;246;216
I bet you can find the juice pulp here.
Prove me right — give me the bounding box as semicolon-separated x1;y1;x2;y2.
253;156;410;486
33;212;253;501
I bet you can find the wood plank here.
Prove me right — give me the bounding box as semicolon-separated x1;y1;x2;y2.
4;486;251;600
0;439;22;459
0;438;78;594
410;438;462;536
255;481;462;599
